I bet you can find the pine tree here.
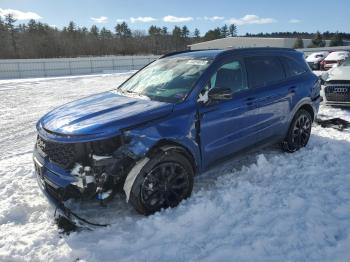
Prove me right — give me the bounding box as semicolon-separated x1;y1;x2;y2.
161;26;168;35
204;27;222;41
293;37;304;49
229;24;237;37
181;25;190;38
220;24;229;38
5;14;18;58
309;31;326;47
115;22;131;38
194;28;200;38
329;32;343;46
90;25;99;38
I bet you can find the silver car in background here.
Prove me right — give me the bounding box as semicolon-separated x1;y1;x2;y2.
321;58;350;106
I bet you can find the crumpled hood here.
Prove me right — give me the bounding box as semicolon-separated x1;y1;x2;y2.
326;66;350;81
38;91;173;138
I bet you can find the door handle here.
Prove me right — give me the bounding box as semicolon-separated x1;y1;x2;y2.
245;97;256;107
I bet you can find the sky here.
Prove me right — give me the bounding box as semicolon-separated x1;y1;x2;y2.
0;0;349;35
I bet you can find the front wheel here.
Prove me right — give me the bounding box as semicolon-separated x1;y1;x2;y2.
129;150;194;215
282;109;312;153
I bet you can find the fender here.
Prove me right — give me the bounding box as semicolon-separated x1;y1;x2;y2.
288;97;315;123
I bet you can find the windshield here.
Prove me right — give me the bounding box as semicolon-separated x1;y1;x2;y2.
341;57;350;67
118;57;211;103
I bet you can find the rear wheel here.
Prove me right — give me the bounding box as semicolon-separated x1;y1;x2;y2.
282;109;312;153
129;150;194;215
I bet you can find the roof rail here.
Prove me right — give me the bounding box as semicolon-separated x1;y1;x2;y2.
159;49;199;59
159;48;221;59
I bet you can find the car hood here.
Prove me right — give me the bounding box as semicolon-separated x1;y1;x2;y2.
306;57;322;63
38;91;174;139
326;66;350;81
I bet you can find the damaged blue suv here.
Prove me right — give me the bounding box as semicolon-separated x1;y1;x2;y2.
34;48;321;216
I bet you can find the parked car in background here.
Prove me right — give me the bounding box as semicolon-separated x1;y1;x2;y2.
306;51;329;70
321;57;350;106
33;48;320;219
320;51;350;70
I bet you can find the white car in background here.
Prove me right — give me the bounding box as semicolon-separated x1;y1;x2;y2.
320;51;350;70
321;57;350;106
306;51;329;70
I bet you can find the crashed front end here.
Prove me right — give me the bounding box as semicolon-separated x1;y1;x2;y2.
33;132;141;221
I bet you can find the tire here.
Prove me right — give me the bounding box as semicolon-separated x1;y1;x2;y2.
129;150;194;215
282;109;312;153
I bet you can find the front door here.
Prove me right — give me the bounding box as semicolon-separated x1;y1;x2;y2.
198;58;261;167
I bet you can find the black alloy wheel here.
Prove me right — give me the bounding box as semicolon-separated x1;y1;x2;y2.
141;162;190;210
283;109;313;153
129;150;194;215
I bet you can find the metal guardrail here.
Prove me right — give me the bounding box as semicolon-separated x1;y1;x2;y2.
0;55;159;79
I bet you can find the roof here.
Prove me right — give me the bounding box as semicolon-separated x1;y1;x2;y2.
161;47;296;60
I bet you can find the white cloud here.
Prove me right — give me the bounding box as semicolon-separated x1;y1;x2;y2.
163;15;193;23
116;18;126;23
203;16;225;21
289;18;301;24
0;8;42;20
226;14;276;25
130;16;157;23
90;16;108;24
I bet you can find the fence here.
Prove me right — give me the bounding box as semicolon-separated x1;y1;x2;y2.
0;55;159;79
299;46;350;56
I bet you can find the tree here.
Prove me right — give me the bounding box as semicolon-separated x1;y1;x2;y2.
115;22;131;38
229;24;237;37
293;37;304;49
181;25;190;38
220;24;229;38
194;28;200;38
204;27;222;41
90;25;99;38
329;32;343;46
5;14;18;57
161;26;168;35
148;25;161;36
308;31;326;47
67;21;76;33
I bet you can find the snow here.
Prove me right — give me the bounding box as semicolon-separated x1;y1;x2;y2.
1;73;350;261
325;51;350;61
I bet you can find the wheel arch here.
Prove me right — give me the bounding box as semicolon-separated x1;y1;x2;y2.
147;139;198;174
298;103;315;121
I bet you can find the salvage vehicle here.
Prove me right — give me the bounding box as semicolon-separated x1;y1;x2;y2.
306;51;329;70
320;51;350;70
321;57;350;106
33;48;321;218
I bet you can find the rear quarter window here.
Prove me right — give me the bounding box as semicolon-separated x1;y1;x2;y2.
245;56;285;88
281;56;307;78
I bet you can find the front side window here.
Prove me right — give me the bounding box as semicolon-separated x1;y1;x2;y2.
245;56;285;88
118;57;211;103
201;60;247;94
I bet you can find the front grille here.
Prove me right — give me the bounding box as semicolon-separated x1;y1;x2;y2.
324;83;350;102
36;136;77;169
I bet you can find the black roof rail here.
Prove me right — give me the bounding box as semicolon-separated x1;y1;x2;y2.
159;48;221;59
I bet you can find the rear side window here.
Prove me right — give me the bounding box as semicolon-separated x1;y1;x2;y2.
281;56;307;78
245;56;285;88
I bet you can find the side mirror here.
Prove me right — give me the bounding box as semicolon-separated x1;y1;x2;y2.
208;87;232;101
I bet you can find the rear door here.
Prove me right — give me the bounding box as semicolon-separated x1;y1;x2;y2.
244;55;291;141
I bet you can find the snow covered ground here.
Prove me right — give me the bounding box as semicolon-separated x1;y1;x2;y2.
0;73;350;262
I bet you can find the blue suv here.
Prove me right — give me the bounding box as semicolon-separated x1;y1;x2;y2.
33;48;321;216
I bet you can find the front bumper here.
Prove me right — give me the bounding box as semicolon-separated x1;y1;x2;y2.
33;149;80;222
